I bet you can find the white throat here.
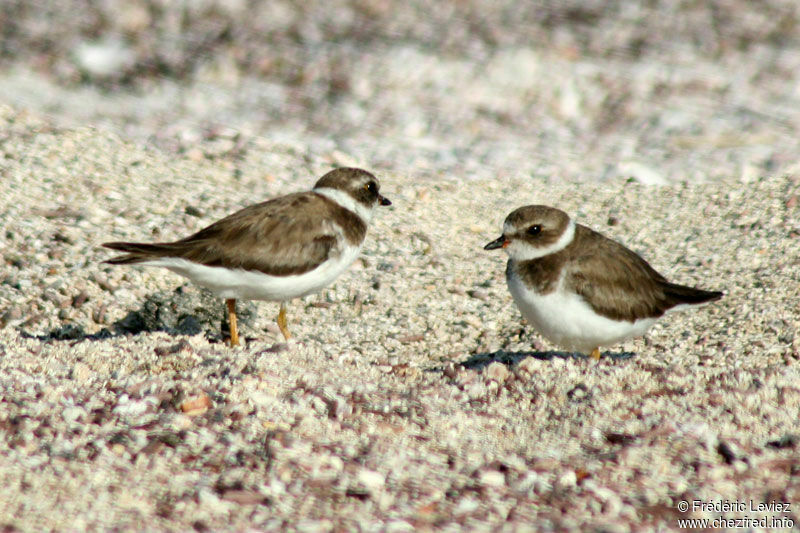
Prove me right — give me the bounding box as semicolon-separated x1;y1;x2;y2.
313;187;373;223
505;219;576;261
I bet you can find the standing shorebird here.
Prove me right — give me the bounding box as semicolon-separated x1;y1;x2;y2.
485;205;722;358
103;167;391;346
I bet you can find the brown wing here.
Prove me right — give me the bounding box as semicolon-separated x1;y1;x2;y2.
104;192;365;276
564;225;719;321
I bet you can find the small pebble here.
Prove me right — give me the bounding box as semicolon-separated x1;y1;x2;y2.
180;393;212;416
467;289;489;301
484;362;509;383
479;470;505;488
71;290;89;308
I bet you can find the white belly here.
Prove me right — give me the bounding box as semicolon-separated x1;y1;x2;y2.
139;245;362;301
506;267;657;353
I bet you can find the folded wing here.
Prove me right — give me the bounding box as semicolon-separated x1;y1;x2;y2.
566;227;721;321
103;193;342;277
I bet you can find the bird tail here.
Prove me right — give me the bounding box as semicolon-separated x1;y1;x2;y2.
662;282;723;306
102;242;176;264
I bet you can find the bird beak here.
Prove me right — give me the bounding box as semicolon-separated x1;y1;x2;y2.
378;194;391;206
484;236;508;250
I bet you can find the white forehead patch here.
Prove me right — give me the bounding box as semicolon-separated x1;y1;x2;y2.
505;219;576;261
314;186;373;223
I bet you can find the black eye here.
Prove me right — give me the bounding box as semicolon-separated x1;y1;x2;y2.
365;182;378;194
527;225;541;236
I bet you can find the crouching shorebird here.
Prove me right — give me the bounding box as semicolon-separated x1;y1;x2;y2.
103;167;391;346
484;205;722;359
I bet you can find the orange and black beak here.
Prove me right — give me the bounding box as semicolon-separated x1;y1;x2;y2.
484;236;508;250
378;194;391;206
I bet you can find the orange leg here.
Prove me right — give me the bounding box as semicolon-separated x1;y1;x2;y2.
226;299;240;347
590;347;601;360
277;301;291;340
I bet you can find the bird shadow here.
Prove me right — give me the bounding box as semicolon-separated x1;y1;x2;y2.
20;313;225;345
460;349;636;371
21;285;255;345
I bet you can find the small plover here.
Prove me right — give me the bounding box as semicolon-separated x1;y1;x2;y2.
104;167;391;346
485;205;722;358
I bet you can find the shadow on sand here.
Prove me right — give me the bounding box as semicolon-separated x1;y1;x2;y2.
460;349;636;371
22;285;256;344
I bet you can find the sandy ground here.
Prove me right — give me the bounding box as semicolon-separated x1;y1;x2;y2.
0;105;799;531
4;1;800;188
2;4;800;529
